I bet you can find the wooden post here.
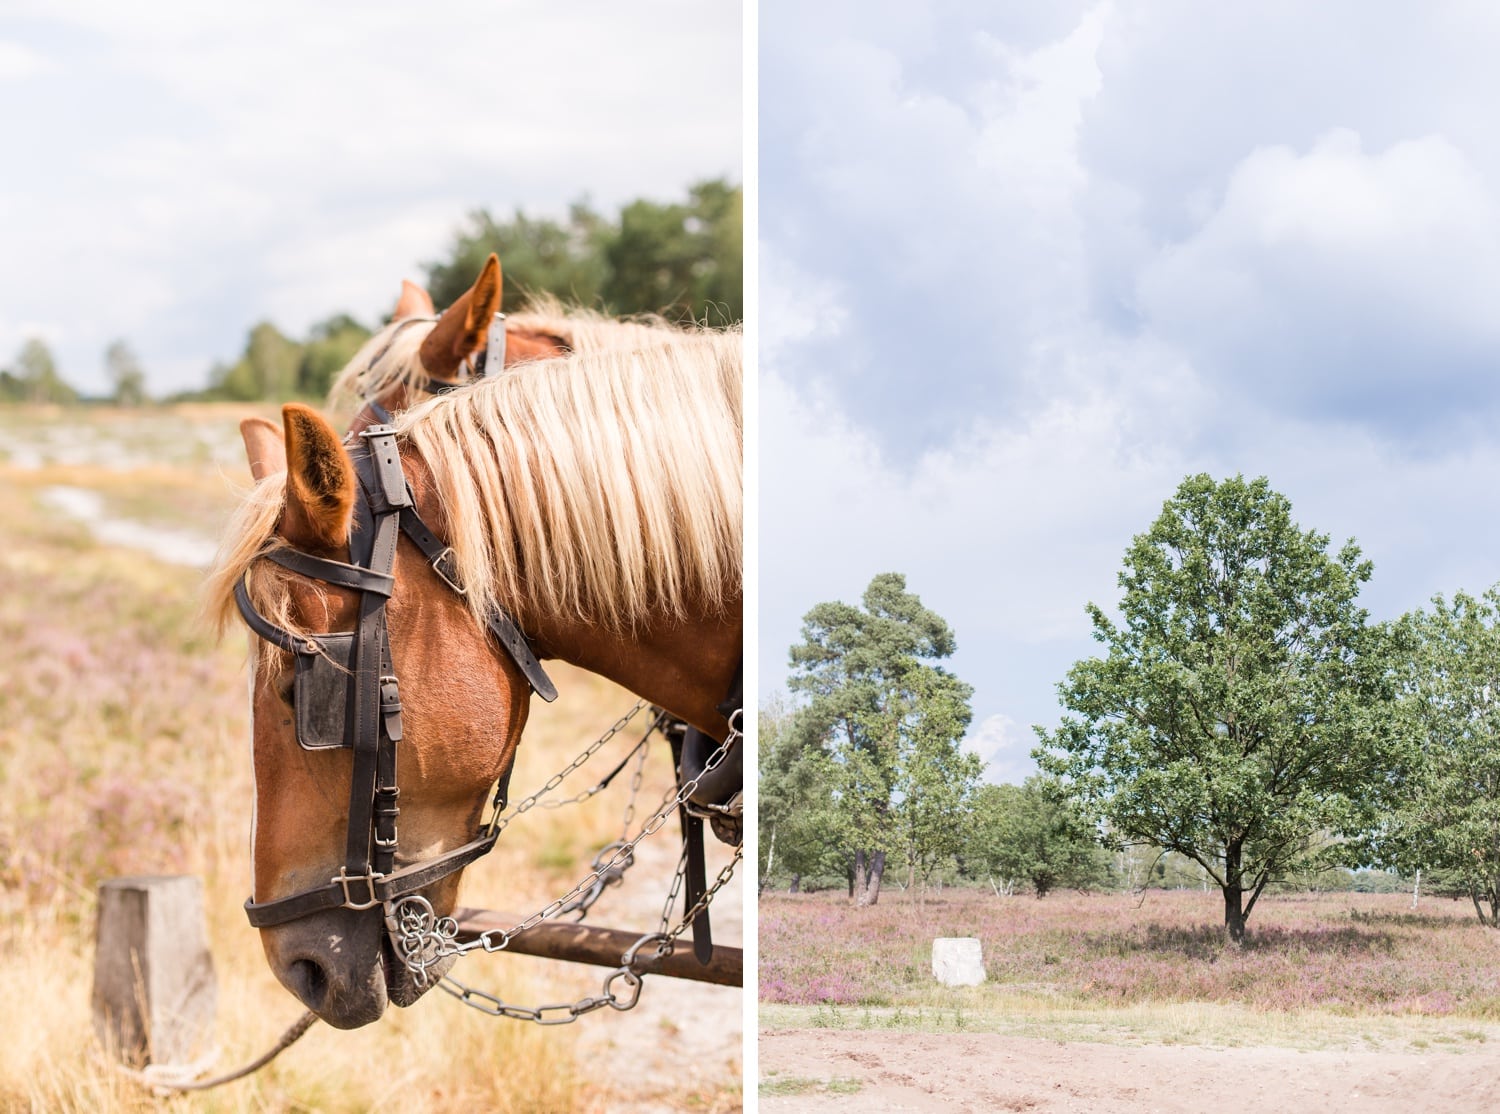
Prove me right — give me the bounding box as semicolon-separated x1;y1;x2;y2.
92;876;216;1066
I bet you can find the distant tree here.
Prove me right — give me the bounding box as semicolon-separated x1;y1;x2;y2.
3;338;77;405
968;778;1109;897
1377;588;1500;927
211;322;302;401
426;203;611;311
788;573;974;907
105;340;148;406
298;314;372;399
1035;474;1403;942
603;179;743;323
424;180;742;322
757;694;845;893
892;668;982;891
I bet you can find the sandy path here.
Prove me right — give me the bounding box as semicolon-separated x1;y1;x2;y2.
572;828;743;1112
760;1028;1500;1113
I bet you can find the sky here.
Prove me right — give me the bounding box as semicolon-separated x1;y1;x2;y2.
0;1;741;396
760;0;1500;784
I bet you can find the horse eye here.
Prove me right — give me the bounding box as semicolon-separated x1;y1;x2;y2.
274;671;295;706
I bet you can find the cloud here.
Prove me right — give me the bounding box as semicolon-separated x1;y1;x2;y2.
964;713;1035;785
760;2;1108;450
1136;130;1500;436
0;3;739;393
759;343;1196;771
0;40;50;81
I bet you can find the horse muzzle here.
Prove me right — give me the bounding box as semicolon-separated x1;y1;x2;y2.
261;905;449;1029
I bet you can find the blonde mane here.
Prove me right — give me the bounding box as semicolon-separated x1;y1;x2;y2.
327;297;688;409
208;330;742;644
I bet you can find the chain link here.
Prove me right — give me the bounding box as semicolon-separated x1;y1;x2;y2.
619;735;649;839
435;844;742;1024
484;701;652;836
391;705;743;1023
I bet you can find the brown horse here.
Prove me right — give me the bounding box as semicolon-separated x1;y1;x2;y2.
208;319;741;1028
333;253;689;433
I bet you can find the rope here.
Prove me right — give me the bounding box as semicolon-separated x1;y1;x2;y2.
110;1010;318;1093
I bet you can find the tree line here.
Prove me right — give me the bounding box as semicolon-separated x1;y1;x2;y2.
0;178;741;405
761;475;1500;940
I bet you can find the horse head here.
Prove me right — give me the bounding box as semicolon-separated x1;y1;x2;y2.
231;404;532;1028
211;262;742;1030
340;255;570;427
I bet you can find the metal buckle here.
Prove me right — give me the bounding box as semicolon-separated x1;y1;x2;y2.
431;548;466;595
332;868;385;910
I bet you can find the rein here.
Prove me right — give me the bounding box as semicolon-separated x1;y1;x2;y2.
234;423;555;930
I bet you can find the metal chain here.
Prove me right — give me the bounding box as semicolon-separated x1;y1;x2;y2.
484;701;651;836
658;843;690;933
619;733;650;839
437;965;643;1024
537;721;655;811
390;707;743;1020
437;843;743;1025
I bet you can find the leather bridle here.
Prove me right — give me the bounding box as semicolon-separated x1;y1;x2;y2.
361;313;508;426
234;423;555;929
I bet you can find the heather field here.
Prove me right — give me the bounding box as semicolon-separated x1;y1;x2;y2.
760;888;1500;1039
0;406;740;1113
760;889;1500;1111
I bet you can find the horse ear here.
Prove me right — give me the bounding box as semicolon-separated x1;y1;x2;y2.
280;404;355;552
241;417;286;481
418;253;503;379
393;279;435;319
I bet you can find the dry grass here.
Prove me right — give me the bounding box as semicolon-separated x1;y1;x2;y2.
0;405;739;1112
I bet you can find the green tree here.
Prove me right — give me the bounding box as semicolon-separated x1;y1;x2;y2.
1378;588;1500;927
788;573;974;906
5;338;77;405
968;778;1110;897
104;340;148;406
891;668;983;891
210;321;302;401
758;694;845;892
426;203;611;311
424;180;742;322
1035;474;1401;942
298;314;372;398
603;179;743;323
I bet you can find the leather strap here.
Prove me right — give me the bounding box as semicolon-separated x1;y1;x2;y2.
264;547;394;596
245;831;500;928
396;503;558;702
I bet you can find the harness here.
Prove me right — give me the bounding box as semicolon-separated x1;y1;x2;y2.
362;313;507;425
234;423;554;929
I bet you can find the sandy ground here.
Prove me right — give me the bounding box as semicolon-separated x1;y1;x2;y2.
571;826;743;1112
760;1028;1500;1113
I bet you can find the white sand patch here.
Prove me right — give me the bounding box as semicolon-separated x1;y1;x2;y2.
39;485;218;567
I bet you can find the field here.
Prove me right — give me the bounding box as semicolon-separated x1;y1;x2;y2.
759;888;1500;1111
0;405;741;1113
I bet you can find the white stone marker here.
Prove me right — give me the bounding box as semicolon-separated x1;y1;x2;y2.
931;937;985;986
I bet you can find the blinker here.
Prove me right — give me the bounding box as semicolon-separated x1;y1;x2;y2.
293;634;355;750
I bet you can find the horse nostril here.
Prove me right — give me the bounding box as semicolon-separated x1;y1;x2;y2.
285;958;330;1011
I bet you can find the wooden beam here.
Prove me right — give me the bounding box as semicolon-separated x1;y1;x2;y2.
451;907;741;987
